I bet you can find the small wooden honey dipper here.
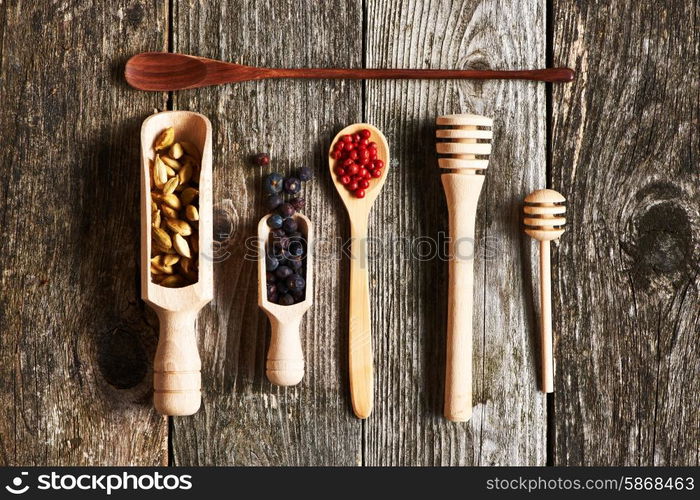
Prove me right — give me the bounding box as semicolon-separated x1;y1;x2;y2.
523;189;566;393
436;113;493;422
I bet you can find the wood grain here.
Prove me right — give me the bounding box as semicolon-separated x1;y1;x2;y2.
171;0;363;465
364;0;547;465
551;0;700;465
0;1;167;465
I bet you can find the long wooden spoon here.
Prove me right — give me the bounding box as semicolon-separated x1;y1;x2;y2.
140;110;213;416
257;213;314;386
329;124;390;419
125;52;575;91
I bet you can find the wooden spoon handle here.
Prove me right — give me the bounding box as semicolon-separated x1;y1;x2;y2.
153;310;201;416
266;316;305;386
349;219;373;419
442;173;485;422
539;240;554;393
269;67;574;83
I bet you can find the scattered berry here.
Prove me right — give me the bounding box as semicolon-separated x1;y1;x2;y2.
252;152;270;167
278;202;295;218
290;197;305;210
283;177;301;194
264;173;284;194
298;167;313;182
265;194;283;210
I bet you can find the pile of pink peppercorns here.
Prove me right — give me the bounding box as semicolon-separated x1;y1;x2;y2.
330;128;384;199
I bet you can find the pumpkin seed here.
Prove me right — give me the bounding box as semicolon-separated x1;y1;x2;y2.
154;155;168;188
169;142;184;159
152;227;172;249
161;204;178;219
185;205;199;221
163;254;180;266
161;194;181;210
178;163;193;185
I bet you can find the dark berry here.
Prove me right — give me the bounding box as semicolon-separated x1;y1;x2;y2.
283;177;301;194
290;197;305;211
265;254;279;271
288;256;303;270
275;265;293;280
279;294;295;306
276;281;289;295
286;274;305;291
288;241;304;257
271;228;286;239
266;271;276;284
298;167;313;182
266;283;277;296
264;173;284;194
252;152;270;166
283;218;298;233
291;289;304;301
278;203;295;218
268;292;278;303
265;194;283;210
267;214;283;229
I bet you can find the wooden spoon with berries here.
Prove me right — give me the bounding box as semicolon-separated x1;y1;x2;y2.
328;124;390;419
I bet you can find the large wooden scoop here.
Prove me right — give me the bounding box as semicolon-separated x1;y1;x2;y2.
140;111;213;416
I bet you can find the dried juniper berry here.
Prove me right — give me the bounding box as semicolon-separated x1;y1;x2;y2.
291;289;304;302
266;271;276;284
268;292;278;303
276;280;289;295
288;240;304;257
283;177;301;194
263;173;284;194
298;167;313;182
275;265;293;280
287;255;303;270
289;197;305;211
282;217;298;233
267;214;283;229
266;283;277;296
286;274;305;291
279;293;295;306
265;194;283;210
265;254;279;271
278;203;295;218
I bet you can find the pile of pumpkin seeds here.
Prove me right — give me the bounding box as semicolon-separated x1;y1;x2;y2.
150;127;200;287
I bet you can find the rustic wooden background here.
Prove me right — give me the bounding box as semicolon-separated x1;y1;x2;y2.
0;0;696;466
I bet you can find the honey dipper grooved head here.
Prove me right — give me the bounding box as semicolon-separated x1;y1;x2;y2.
436;113;493;173
523;189;566;241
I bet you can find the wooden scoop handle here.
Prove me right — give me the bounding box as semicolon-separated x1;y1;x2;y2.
349;218;373;419
442;173;485;422
266;316;305;386
153;310;201;416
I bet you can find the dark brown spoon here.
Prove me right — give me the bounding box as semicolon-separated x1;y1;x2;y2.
125;52;574;91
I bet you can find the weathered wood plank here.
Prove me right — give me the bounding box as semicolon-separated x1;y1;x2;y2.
552;0;700;465
364;0;547;465
171;0;363;465
0;1;167;465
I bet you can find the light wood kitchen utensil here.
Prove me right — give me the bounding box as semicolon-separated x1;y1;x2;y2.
436;113;493;422
257;213;314;386
140;111;213;416
328;123;390;419
125;52;575;91
523;189;566;393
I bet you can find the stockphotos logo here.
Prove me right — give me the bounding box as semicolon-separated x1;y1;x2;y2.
5;472;29;494
4;471;193;496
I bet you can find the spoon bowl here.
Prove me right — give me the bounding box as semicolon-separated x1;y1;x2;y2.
328;123;390;419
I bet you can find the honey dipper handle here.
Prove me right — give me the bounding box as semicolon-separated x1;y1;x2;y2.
153;309;201;416
539;240;554;393
442;173;485;422
266;316;305;386
349;218;373;419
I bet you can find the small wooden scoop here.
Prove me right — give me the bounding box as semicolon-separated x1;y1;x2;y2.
328;124;390;419
257;214;314;386
140;111;213;416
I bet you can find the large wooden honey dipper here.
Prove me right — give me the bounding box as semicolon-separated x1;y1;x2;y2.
523;189;566;393
436;113;493;422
